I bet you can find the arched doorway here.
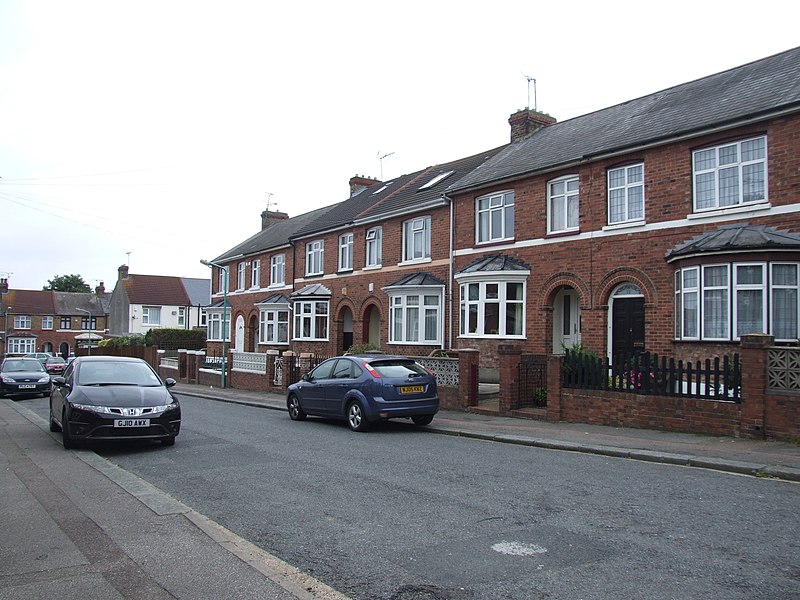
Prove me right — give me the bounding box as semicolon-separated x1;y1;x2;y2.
552;287;581;354
608;283;645;360
363;304;381;348
59;342;70;358
234;315;245;352
249;314;258;352
340;307;354;353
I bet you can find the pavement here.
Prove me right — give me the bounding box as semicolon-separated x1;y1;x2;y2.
2;383;800;600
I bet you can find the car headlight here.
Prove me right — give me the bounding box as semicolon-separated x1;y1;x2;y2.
38;376;51;383
72;403;114;414
1;375;14;383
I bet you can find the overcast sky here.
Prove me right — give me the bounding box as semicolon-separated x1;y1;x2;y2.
1;1;797;291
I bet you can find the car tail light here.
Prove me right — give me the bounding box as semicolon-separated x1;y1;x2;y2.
362;362;381;378
419;364;434;376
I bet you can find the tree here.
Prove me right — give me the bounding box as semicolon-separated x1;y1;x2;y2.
43;274;91;292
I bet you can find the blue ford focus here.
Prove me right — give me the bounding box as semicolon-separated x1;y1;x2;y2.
286;355;439;431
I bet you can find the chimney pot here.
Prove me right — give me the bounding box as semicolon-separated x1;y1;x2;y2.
508;109;556;142
261;210;289;230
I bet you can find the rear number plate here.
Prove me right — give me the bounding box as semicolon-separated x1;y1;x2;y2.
19;384;36;389
400;385;424;394
114;419;150;428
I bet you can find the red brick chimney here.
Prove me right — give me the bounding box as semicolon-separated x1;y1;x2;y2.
261;210;289;231
349;175;380;197
508;109;557;142
95;281;105;294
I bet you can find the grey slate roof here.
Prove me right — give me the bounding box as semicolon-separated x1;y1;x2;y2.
384;272;446;288
54;292;108;316
666;224;800;261
213;204;339;262
456;254;531;275
450;46;800;193
290;284;331;298
181;277;211;306
256;293;290;305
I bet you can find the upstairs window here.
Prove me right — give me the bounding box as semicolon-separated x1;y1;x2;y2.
251;259;260;288
60;316;71;329
366;226;382;267
237;262;246;290
42;316;53;330
548;176;579;234
608;164;644;224
306;241;324;276
270;254;285;286
218;269;228;294
14;315;32;329
693;136;767;211
339;233;353;272
402;216;431;262
476;191;515;243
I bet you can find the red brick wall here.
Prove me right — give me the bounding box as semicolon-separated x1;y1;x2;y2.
764;392;800;440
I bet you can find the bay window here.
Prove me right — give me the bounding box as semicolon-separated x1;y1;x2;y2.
259;307;289;344
389;292;442;344
293;300;328;340
459;280;525;337
207;309;231;342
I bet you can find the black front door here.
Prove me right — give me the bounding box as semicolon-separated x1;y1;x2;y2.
612;298;645;359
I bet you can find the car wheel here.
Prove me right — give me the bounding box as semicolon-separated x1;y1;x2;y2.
287;394;307;421
411;414;434;426
61;409;75;450
346;400;370;432
161;437;176;447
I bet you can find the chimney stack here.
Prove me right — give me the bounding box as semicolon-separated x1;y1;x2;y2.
261;210;289;231
349;175;380;197
508;109;556;143
95;281;105;294
118;265;129;280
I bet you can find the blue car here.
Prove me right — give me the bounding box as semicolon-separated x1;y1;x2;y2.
286;355;439;431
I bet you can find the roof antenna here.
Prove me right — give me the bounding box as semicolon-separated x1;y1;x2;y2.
265;192;276;212
523;74;537;111
126;252;131;266
378;151;394;180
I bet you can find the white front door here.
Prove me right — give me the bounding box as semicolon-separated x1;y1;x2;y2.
553;288;581;354
235;315;245;352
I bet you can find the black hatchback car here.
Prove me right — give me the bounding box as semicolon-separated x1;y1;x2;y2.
0;357;52;398
49;356;181;449
286;354;439;431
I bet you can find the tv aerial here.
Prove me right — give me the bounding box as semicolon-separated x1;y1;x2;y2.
523;73;537;111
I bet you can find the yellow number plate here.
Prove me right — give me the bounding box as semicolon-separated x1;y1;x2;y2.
400;385;424;394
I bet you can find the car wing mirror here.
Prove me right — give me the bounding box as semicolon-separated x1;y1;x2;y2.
52;376;67;386
164;378;177;388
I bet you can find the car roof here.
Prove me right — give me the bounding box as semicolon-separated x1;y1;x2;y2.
344;354;418;363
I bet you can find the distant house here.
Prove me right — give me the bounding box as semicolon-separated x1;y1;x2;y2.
108;265;210;336
0;278;110;358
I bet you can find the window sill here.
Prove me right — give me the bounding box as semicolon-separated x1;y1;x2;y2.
602;220;646;232
688;202;770;220
363;264;382;271
398;257;432;267
545;229;580;240
476;237;515;246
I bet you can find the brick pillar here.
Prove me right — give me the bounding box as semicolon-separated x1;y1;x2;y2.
458;348;479;408
739;333;772;439
187;351;198;383
546;355;564;422
178;349;188;382
281;350;296;392
498;345;522;415
194;351;205;383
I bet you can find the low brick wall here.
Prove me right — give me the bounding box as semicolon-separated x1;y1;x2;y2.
558;388;742;437
764;391;800;440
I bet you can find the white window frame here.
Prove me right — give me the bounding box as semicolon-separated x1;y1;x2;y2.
207;309;231;342
366;226;382;268
237;262;246;290
547;175;580;234
701;265;729;341
339;233;354;272
293;300;329;341
692;136;767;212
388;290;442;345
402;216;431;262
42;316;53;330
14;315;32;329
676;267;700;340
258;306;290;345
458;277;527;338
177;307;186;327
608;163;644;225
733;263;766;340
270;254;285;286
771;263;800;342
306;240;324;276
8;338;36;354
251;259;261;289
218;269;228;294
141;307;161;326
476;190;515;243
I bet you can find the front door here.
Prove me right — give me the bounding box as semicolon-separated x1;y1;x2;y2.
553;288;581;354
234;315;245;352
611;297;645;359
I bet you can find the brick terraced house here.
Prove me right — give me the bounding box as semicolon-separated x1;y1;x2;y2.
203;47;800;397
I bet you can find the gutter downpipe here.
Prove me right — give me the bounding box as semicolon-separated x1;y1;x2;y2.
444;194;455;351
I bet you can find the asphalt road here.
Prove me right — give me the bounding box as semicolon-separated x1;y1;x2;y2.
27;394;800;600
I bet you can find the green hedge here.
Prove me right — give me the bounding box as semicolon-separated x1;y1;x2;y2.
98;329;206;350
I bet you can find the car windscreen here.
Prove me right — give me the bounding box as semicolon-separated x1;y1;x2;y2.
369;360;428;378
76;361;163;387
3;359;45;372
